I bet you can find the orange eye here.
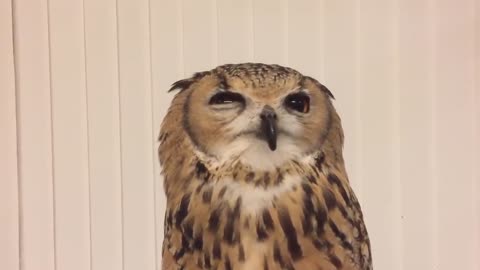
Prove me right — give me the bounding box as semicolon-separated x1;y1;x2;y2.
285;93;310;113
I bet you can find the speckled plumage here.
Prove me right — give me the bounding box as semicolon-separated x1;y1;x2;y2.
158;63;372;270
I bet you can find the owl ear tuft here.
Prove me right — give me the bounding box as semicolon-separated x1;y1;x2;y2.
168;78;194;92
301;76;335;100
320;84;335;100
168;71;211;92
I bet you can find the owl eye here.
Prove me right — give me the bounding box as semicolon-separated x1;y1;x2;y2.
209;91;245;105
285;93;310;113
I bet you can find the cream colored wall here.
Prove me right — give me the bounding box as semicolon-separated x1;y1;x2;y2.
1;0;479;269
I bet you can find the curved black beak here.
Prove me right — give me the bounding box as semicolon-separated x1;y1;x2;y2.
260;105;277;151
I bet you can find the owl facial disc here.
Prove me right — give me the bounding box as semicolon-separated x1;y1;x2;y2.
260;105;277;151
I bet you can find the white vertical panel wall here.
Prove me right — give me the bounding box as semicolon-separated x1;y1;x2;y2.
48;0;91;268
0;1;19;269
84;0;123;269
1;0;479;269
13;0;55;269
397;1;435;269
117;0;157;269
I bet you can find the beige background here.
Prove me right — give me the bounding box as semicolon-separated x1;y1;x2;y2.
1;0;480;269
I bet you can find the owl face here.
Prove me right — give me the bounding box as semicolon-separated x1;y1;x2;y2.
176;64;334;170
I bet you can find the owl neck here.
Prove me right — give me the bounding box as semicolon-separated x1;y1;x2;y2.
190;147;346;188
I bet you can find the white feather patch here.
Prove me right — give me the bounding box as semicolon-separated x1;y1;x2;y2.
215;174;302;216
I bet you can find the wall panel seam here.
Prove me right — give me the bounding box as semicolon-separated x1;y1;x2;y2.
146;0;159;267
391;0;403;268
11;0;22;267
319;0;325;79
45;0;58;268
249;0;255;60
473;0;480;267
113;0;126;268
353;0;363;200
179;0;185;76
212;0;218;66
282;0;288;65
428;0;439;267
81;0;94;268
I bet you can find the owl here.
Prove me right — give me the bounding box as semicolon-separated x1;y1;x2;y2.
158;63;372;270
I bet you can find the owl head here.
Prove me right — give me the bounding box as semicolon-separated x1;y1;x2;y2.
161;63;342;171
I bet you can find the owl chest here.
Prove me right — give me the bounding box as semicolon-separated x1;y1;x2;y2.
200;174;301;218
186;175;302;263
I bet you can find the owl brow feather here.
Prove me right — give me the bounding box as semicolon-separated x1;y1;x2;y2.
301;76;335;100
215;72;230;90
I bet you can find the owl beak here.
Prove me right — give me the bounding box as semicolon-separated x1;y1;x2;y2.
260;106;277;151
